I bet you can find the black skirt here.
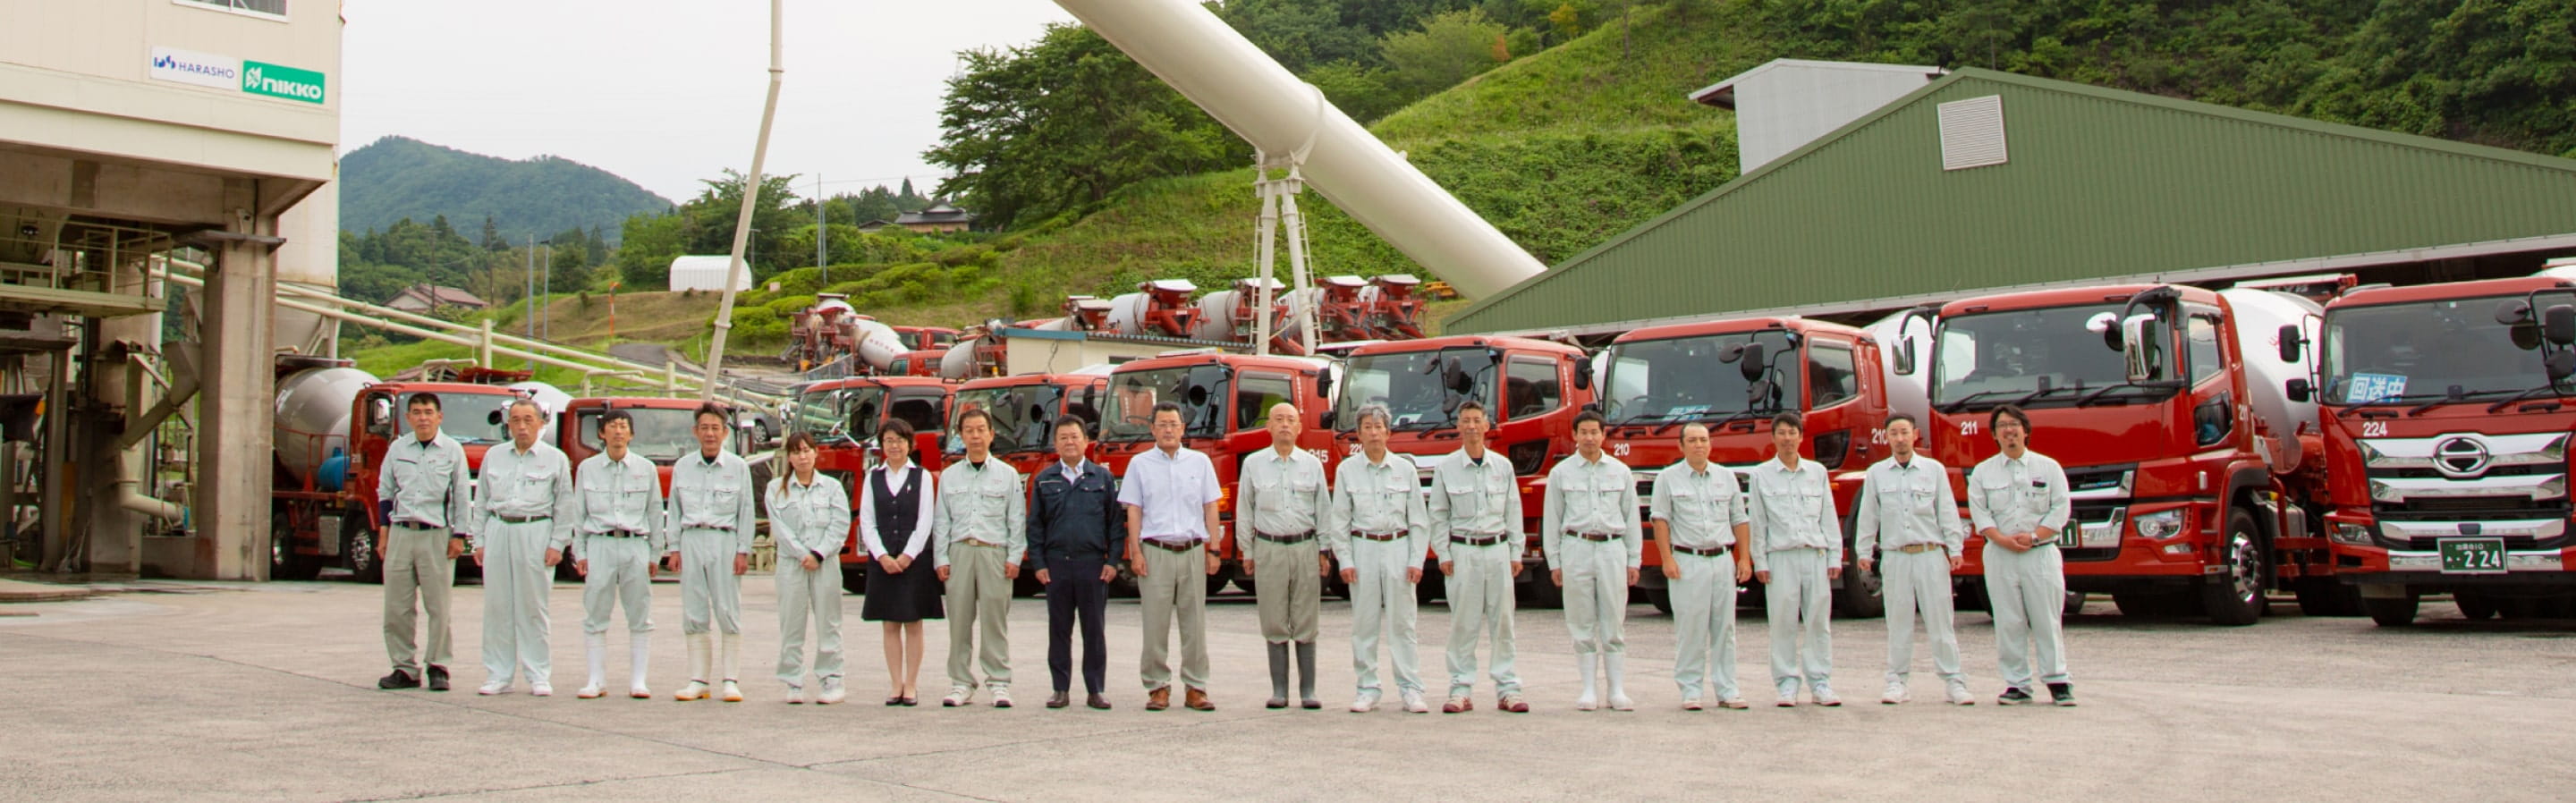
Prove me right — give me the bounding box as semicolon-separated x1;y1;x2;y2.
861;558;944;621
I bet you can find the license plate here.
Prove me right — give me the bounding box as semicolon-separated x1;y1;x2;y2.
2439;538;2507;575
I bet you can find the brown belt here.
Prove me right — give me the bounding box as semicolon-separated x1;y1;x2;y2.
1568;531;1618;542
1676;544;1729;557
496;514;550;524
1898;543;1945;554
1143;538;1204;553
1357;532;1404;542
959;538;1004;549
1254;530;1317;545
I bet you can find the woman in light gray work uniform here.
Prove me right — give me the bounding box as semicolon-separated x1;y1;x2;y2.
770;431;852;705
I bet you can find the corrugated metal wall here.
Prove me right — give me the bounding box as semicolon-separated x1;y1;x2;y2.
1447;69;2576;334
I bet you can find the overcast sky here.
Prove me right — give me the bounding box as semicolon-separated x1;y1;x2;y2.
339;0;1080;204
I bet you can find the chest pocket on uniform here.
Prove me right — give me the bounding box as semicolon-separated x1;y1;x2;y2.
1765;478;1819;518
1976;474;2017;514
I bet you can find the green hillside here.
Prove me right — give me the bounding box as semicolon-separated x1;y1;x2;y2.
342;136;674;244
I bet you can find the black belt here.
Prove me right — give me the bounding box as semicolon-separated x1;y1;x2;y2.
590;529;648;538
1567;531;1618;542
1254;530;1317;545
496;514;550;524
682;525;734;533
1357;532;1404;542
394;520;442;530
1449;535;1506;546
1143;538;1204;553
1676;544;1729;557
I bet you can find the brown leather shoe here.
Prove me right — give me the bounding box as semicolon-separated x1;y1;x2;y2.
1184;687;1215;711
1146;686;1171;711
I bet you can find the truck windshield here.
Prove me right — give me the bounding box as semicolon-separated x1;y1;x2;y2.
948;384;1063;454
1335;347;1498;431
1102;365;1229;442
579;407;703;463
412;391;513;445
2321;293;2576;404
1599;331;1799;425
791;385;885;446
1932;303;2172;410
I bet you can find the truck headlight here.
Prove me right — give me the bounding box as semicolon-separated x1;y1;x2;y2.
2331;524;2372;545
2133;509;2185;540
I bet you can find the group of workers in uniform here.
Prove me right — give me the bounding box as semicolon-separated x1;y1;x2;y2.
370;389;2078;712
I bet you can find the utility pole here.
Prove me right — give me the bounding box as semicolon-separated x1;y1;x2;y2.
817;173;827;284
524;232;535;371
539;239;550;343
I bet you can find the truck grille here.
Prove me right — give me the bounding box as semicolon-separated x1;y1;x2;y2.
2361;432;2572;550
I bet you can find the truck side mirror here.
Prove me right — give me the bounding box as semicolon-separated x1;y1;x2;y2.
1731;342;1767;382
1892;340;1917;376
2122;316;2162;384
1572;356;1593;391
1314;367;1334;399
2285;377;2311;402
2276;324;2304;362
2549;351;2576;384
2545;304;2576;347
2089;311;2123;351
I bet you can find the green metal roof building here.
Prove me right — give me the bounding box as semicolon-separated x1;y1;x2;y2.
1444;66;2576;336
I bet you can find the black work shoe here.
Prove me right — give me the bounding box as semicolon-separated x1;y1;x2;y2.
1086;693;1114;710
377;669;419;689
426;664;451;692
1998;687;2033;706
1046;690;1071;709
2046;682;2076;707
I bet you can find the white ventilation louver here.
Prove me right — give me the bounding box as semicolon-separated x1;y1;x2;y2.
1938;95;2008;171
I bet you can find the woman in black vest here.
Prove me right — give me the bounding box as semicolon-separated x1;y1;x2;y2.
859;419;942;706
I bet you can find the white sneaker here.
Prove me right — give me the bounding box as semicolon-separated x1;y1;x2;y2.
942;686;973;707
674;680;708;701
719;680;744;703
1882;680;1909;705
1775;680;1799;707
477;681;511;696
1945;681;1976;706
1681;697;1704;711
988;685;1012;708
628;682;652;699
784;684;806;705
530;681;553;697
1811;683;1843;707
1349;689;1381;713
1401;689;1430;714
576;684;605;699
818;678;846;705
1717;697;1750;710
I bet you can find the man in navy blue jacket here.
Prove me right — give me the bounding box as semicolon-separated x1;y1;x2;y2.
1027;416;1123;710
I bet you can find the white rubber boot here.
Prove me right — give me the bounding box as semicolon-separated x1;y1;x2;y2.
674;633;710;701
718;632;745;703
1606;654;1635;711
577;633;607;698
1573;654;1600;711
627;636;653;699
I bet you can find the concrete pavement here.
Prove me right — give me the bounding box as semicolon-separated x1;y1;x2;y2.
2;577;2572;801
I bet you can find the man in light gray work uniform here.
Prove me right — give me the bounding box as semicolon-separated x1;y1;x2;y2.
1119;401;1224;713
1327;403;1430;714
1747;410;1844;707
1853;413;1971;706
1541;410;1641;712
569;409;664;700
1429;400;1529;714
376;393;473;692
1966;404;2075;706
665;403;758;703
1239;402;1331;711
935;407;1026;709
1651;422;1753;711
471;399;576;696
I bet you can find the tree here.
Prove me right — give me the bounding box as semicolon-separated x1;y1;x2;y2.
548;242;591;292
480;215;504;250
677;169;803;281
925;23;1249;231
614;211;686;291
1379;9;1511;98
1305;61;1404;123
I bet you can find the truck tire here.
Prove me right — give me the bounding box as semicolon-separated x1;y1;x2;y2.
2113;593;2163;618
2293;578;2361;617
1522;573;1564;609
2199;510;2266;626
1644;587;1673;615
343;512;384;585
1013;572;1044;598
1207;565;1235;598
2363;593;2419;627
2453;592;2500;621
270;517;322;581
2063;590;2088;617
1415;561;1445;605
841;565;868;596
1833;548;1885;620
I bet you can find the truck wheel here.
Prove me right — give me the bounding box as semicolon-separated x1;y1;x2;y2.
342;512;384;585
2113;593;2164;619
1013;572;1044;598
2293;578;2361;617
2363;593;2419;627
841;565;868;596
2062;591;2088;617
1231;574;1257;596
1954;579;1990;613
1833;550;1885;620
1522;573;1564;609
2453;592;2500;621
1645;587;1673;615
2199;510;2266;626
1415;562;1445;605
270;517;321;581
1207;565;1235;598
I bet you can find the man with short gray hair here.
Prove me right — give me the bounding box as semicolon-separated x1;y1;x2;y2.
472;398;576;696
1854;413;1970;706
1327;403;1431;713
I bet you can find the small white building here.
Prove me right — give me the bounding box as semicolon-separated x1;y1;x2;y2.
667;255;750;292
1691;59;1945;174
